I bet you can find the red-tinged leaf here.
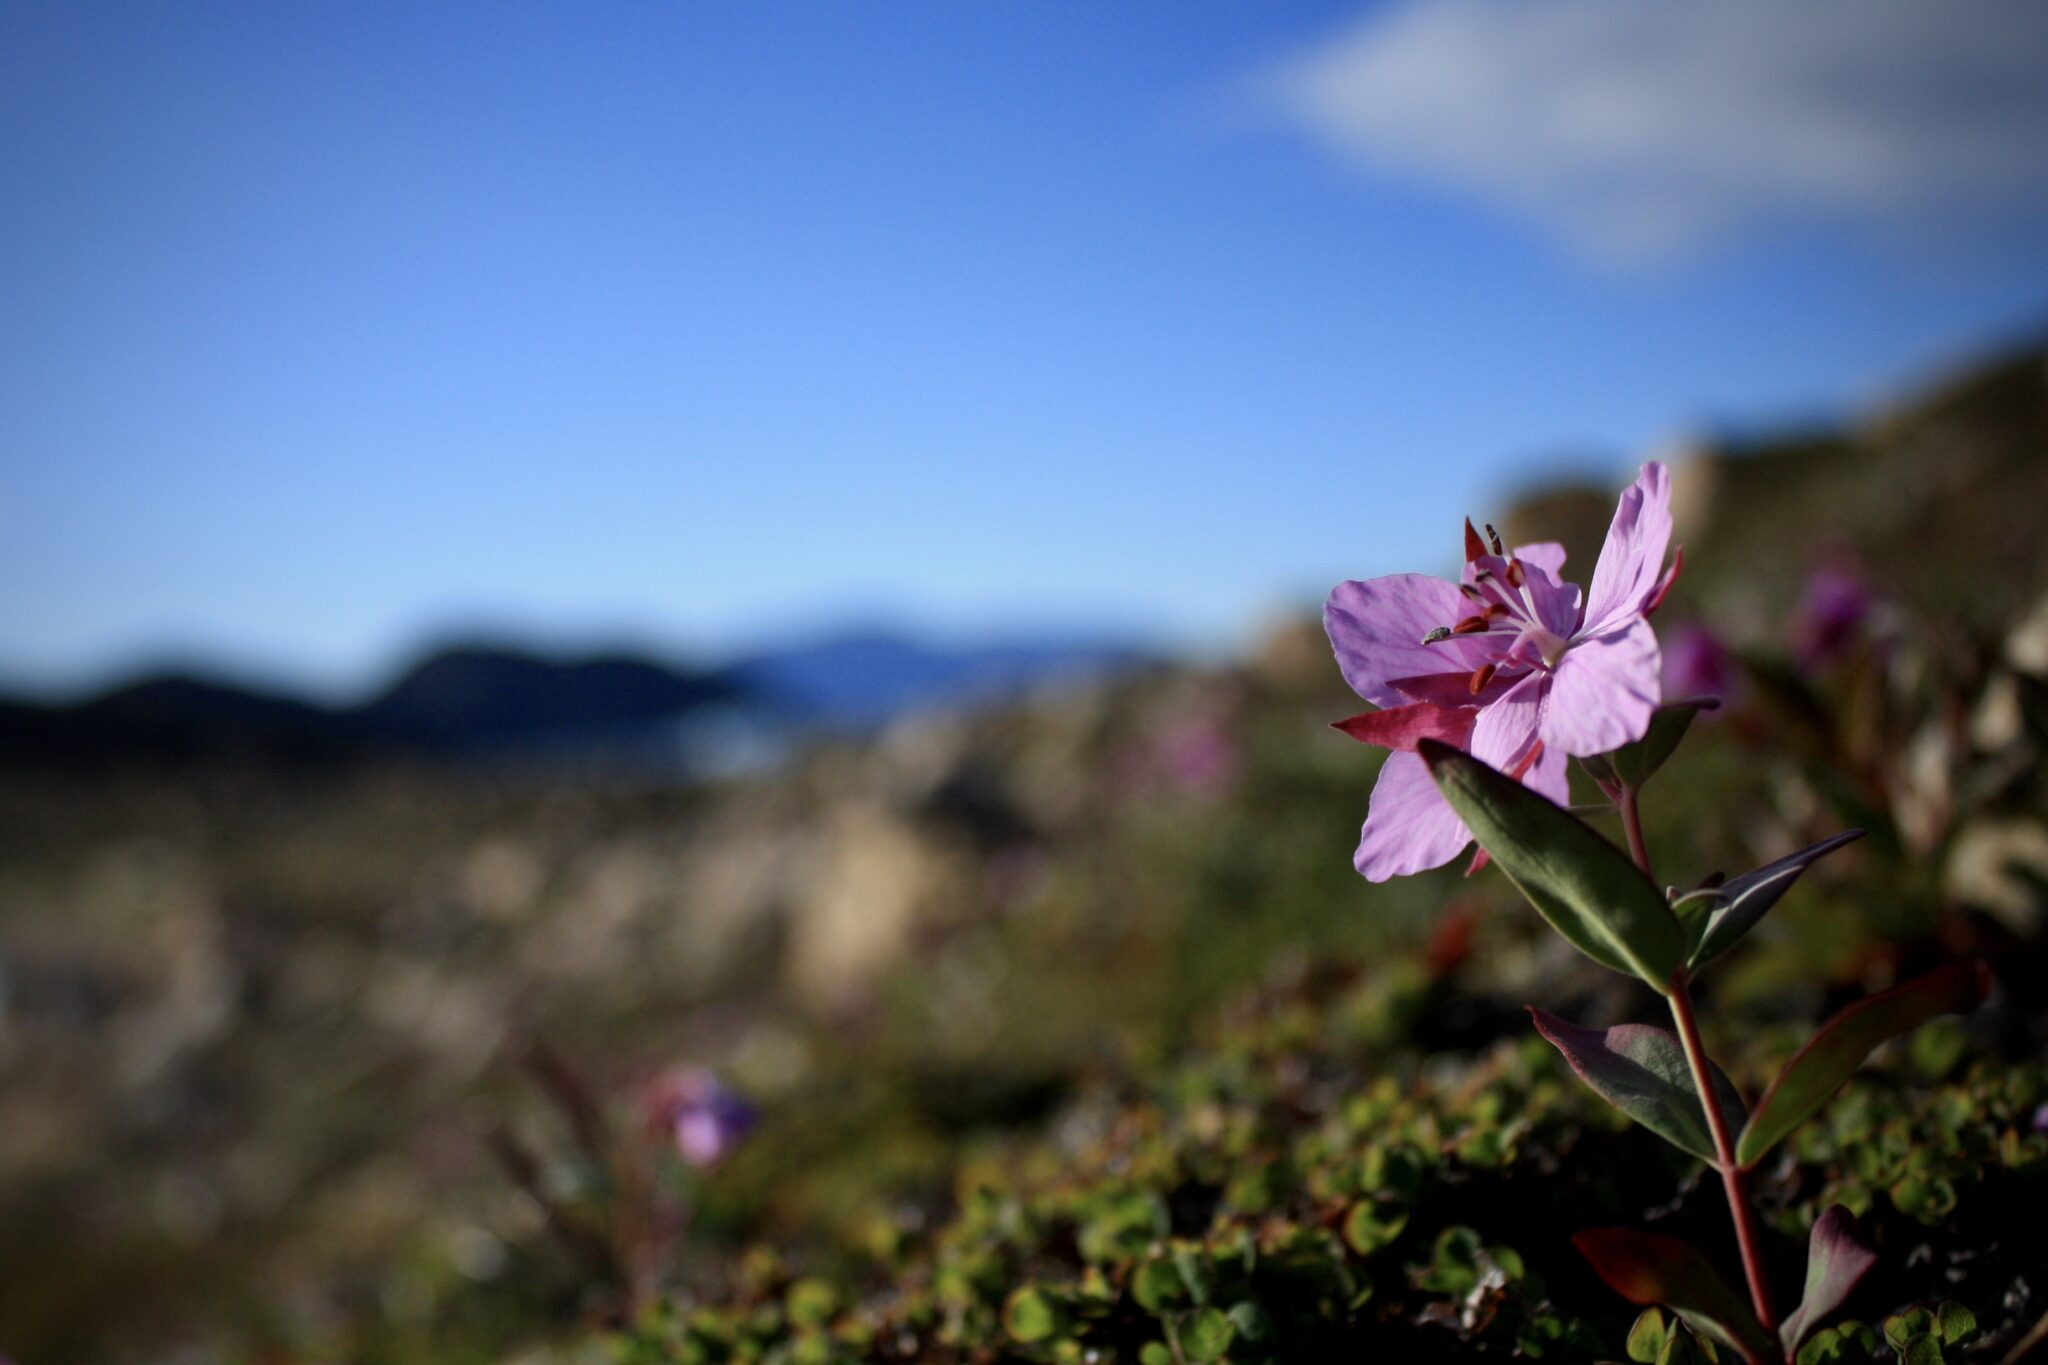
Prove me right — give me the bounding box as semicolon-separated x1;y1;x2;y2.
1644;545;1684;616
1573;1228;1775;1365
1389;670;1516;706
1736;961;1992;1167
1464;846;1491;877
1779;1206;1878;1353
1529;1009;1745;1164
1420;741;1687;990
1465;517;1487;562
1331;702;1479;753
1690;830;1866;969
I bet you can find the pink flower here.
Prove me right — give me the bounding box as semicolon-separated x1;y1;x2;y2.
1661;621;1734;703
638;1066;756;1168
1325;463;1675;880
1789;555;1875;669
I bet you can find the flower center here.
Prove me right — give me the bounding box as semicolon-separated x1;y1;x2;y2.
1422;522;1573;671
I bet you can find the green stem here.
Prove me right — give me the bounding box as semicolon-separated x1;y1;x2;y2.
1620;786;1782;1348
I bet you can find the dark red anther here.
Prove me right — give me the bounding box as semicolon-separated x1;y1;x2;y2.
1468;662;1497;694
1485;523;1505;556
1505;557;1526;588
1451;615;1490;635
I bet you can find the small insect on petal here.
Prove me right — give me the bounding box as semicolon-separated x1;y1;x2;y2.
1469;663;1497;694
1464;518;1487;562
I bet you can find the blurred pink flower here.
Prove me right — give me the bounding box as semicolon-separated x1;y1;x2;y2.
1325;463;1676;880
1155;714;1239;797
1660;621;1735;703
1790;557;1876;668
638;1066;755;1168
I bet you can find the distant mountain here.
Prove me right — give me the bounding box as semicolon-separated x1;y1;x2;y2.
358;645;735;754
725;629;1154;731
0;630;1154;771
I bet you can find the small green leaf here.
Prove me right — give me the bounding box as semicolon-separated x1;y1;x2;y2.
1177;1305;1234;1362
1901;1335;1945;1365
1132;1257;1185;1313
1574;1228;1775;1365
1935;1301;1977;1345
1421;741;1687;990
1593;698;1717;791
1003;1287;1063;1343
1737;962;1991;1167
1629;1307;1671;1362
1342;1200;1409;1255
1530;1008;1745;1163
1226;1300;1273;1345
1690;831;1866;969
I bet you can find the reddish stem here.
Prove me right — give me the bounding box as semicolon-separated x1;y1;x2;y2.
1668;977;1781;1343
1619;786;1782;1348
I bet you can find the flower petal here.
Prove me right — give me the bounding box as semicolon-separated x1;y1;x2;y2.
1472;671;1547;770
1325;574;1492;707
1525;735;1570;806
1513;541;1567;577
1333;701;1480;753
1354;751;1472;881
1541;617;1662;757
1582;462;1673;636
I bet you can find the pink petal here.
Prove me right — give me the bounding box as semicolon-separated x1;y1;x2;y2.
1472;671;1548;771
1539;617;1662;757
1512;541;1567;577
1325;574;1492;707
1332;701;1480;753
1525;736;1571;806
1581;463;1673;636
1354;751;1472;881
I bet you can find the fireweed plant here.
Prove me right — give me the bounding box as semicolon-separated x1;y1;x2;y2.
1325;464;1990;1365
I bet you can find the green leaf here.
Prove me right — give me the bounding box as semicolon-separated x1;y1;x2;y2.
1003;1287;1064;1343
1421;741;1687;990
1573;1228;1775;1365
1736;962;1991;1167
1690;831;1866;969
1342;1200;1409;1255
1177;1306;1234;1362
1935;1301;1976;1345
1529;1008;1745;1163
1778;1207;1878;1354
1628;1307;1671;1362
1584;698;1718;792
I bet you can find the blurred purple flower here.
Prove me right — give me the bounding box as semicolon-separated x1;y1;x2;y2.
1325;463;1675;881
639;1066;756;1168
1661;621;1734;703
1791;557;1875;668
1155;715;1240;797
2032;1101;2048;1135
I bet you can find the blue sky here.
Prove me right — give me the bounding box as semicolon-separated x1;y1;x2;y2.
5;0;2048;698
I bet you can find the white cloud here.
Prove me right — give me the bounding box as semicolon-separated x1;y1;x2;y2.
1262;0;2048;260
